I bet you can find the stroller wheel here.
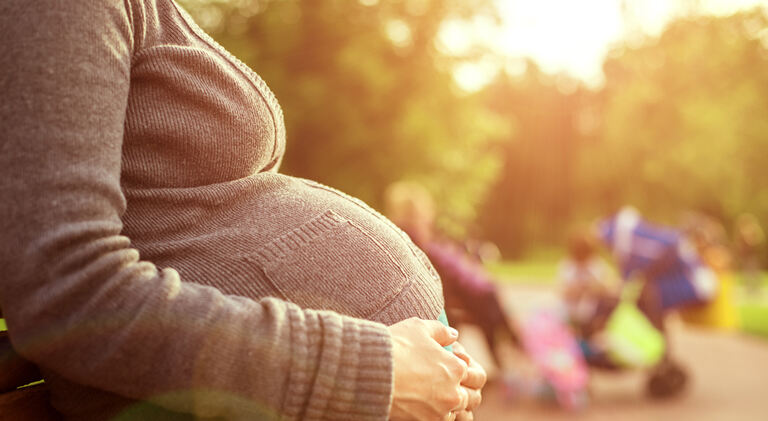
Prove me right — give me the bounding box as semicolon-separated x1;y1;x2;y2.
646;360;689;399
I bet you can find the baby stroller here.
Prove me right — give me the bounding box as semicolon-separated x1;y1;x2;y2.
585;207;718;398
517;308;590;410
573;279;686;399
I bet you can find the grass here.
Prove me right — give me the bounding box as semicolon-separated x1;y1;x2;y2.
485;246;569;284
740;300;768;338
486;260;559;284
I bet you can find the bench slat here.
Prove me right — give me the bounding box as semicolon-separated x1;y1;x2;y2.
0;384;59;421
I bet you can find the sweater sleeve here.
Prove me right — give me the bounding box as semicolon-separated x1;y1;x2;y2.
0;1;392;419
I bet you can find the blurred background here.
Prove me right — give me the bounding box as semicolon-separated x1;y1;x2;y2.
179;0;768;258
177;0;768;419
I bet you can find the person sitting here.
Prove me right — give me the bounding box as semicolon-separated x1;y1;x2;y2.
384;181;519;371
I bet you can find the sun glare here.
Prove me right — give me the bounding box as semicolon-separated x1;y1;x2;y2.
445;0;768;92
453;60;500;93
495;0;624;87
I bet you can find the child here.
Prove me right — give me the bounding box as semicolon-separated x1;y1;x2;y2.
558;231;616;338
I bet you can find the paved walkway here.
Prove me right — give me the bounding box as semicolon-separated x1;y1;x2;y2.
460;285;768;421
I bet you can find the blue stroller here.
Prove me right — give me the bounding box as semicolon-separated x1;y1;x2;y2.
593;207;717;397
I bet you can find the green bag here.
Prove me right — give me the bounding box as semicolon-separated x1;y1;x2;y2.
604;281;665;367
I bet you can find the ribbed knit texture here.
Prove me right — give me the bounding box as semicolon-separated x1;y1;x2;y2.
0;0;444;420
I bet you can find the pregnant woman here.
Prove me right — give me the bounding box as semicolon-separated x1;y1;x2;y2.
0;0;484;420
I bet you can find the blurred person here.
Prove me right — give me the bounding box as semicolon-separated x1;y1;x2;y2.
0;1;486;420
734;213;766;294
558;230;618;339
679;211;733;281
384;181;519;371
465;239;503;265
678;212;739;329
680;211;731;271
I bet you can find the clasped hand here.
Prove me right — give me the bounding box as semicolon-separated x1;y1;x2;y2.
388;318;487;421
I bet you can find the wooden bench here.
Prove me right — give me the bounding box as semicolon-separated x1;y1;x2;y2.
0;330;60;420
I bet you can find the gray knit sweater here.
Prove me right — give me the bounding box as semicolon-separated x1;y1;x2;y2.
0;0;444;420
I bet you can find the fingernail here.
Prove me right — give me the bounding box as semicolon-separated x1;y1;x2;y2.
449;327;459;338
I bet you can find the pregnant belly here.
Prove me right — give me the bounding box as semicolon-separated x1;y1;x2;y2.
123;174;444;323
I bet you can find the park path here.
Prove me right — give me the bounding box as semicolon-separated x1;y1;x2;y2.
460;284;768;421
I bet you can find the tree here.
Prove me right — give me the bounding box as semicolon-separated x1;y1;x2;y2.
476;62;592;256
179;0;508;236
586;8;768;228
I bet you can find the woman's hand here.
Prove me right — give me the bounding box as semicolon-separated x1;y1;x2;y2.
452;342;487;421
388;318;469;421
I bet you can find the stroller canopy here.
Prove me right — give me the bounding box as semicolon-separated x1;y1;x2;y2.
598;207;717;310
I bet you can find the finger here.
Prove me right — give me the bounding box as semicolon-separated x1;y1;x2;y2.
463;385;482;411
461;361;487;390
422;319;459;347
442;411;458;421
451;386;469;412
456;410;474;421
452;342;471;365
452;343;486;388
447;353;468;382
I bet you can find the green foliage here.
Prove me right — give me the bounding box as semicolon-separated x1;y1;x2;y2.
177;2;768;261
178;0;508;235
479;9;768;258
477;63;591;255
588;9;768;225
